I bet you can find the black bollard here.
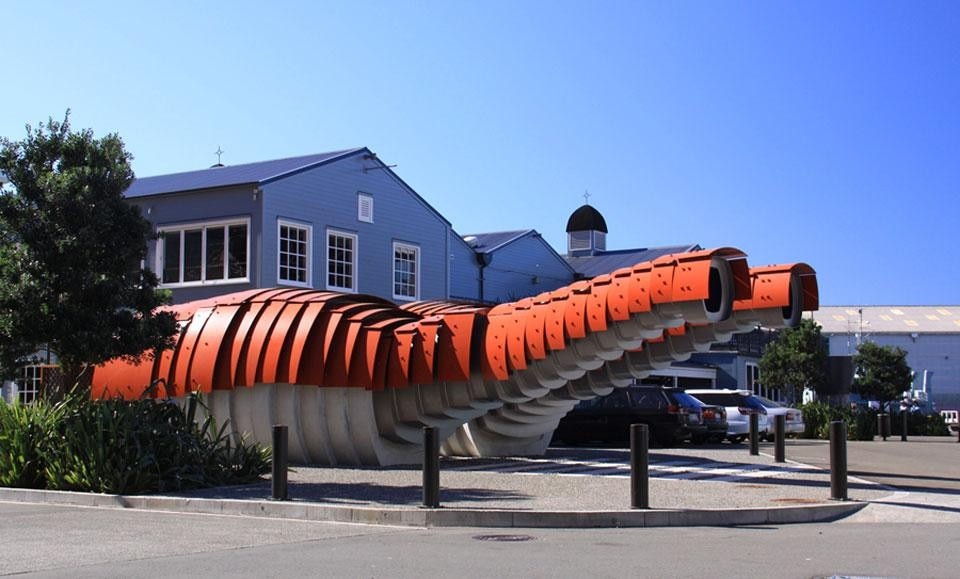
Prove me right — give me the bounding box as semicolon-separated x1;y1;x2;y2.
774;414;786;463
901;412;908;442
422;426;440;508
749;413;759;456
877;413;888;441
630;423;649;509
829;421;848;500
271;425;289;501
883;413;892;440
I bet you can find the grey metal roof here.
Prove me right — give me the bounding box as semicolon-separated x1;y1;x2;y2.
125;148;365;198
461;230;535;253
565;244;700;278
807;306;960;334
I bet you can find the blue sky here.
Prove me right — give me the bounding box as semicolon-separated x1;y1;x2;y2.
4;1;958;306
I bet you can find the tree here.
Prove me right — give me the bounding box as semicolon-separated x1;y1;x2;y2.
758;318;828;402
0;112;177;390
851;341;913;408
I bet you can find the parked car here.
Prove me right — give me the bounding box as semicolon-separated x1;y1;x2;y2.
685;389;769;443
755;396;805;439
554;385;703;447
941;410;959;434
664;387;728;444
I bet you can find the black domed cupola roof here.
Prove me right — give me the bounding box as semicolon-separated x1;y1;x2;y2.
565;204;608;233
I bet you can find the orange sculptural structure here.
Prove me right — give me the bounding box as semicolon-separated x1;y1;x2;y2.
92;247;817;465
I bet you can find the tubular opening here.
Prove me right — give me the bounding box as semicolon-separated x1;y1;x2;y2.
781;273;803;327
704;257;734;323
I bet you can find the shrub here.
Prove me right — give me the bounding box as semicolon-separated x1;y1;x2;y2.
0;397;65;488
1;391;270;494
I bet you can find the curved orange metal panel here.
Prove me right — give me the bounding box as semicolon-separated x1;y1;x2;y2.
436;311;478;382
91;248;818;413
607;267;633;322
524;298;549;361
563;282;591;340
587;274;612;333
627;263;653;314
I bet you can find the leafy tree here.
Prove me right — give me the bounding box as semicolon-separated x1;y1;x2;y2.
851;341;913;408
0;112;177;391
758;318;828;402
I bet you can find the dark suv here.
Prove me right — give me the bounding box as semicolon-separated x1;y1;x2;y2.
554;385;705;447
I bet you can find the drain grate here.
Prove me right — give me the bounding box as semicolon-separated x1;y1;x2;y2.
472;534;536;542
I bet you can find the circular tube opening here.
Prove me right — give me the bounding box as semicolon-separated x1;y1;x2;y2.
704;258;734;322
781;274;803;327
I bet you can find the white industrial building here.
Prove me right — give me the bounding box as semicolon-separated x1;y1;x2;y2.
807;306;960;410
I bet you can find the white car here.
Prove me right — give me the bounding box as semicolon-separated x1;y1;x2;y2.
686;389;770;443
755;396;805;439
941;410;959;434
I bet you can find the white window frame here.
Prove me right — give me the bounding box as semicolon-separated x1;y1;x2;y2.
358;192;374;223
392;241;420;301
746;362;762;397
157;218;250;288
277;219;312;288
326;229;358;292
19;365;44;404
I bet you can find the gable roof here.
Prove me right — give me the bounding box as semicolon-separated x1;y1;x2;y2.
462;229;577;277
125;148;366;198
462;230;535;253
564;244;700;278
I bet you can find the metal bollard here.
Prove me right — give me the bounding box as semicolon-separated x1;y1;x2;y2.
883;413;892;440
630;423;649;509
422;426;440;508
877;413;888;441
271;425;289;501
829;421;848;500
774;414;786;463
749;413;759;456
901;412;908;442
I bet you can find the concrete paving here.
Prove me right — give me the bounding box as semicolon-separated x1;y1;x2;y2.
4;437;956;528
0;441;895;528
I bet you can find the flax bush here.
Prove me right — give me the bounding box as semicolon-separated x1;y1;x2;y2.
0;392;270;494
0;397;65;488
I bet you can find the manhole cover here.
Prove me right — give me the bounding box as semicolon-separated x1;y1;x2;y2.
472;534;536;542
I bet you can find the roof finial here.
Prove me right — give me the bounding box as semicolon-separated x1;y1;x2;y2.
583;190;591;205
215;147;224;165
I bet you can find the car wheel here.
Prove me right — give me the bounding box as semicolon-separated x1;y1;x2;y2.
728;435;746;444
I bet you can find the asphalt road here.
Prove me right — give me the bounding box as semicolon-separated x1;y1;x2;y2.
1;502;957;578
783;436;960;493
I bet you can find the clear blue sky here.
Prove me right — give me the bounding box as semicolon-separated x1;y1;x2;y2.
4;1;958;306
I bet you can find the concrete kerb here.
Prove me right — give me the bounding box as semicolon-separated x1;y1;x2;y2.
0;486;865;529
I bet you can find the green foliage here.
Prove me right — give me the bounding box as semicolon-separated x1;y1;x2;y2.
0;112;177;381
759;318;828;401
799;401;875;441
0;392;270;494
0;397;66;487
851;341;913;406
889;411;950;437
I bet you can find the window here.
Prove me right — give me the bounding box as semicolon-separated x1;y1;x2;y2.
393;242;419;300
19;365;54;404
158;219;249;286
278;220;311;287
358;193;374;223
327;230;357;291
